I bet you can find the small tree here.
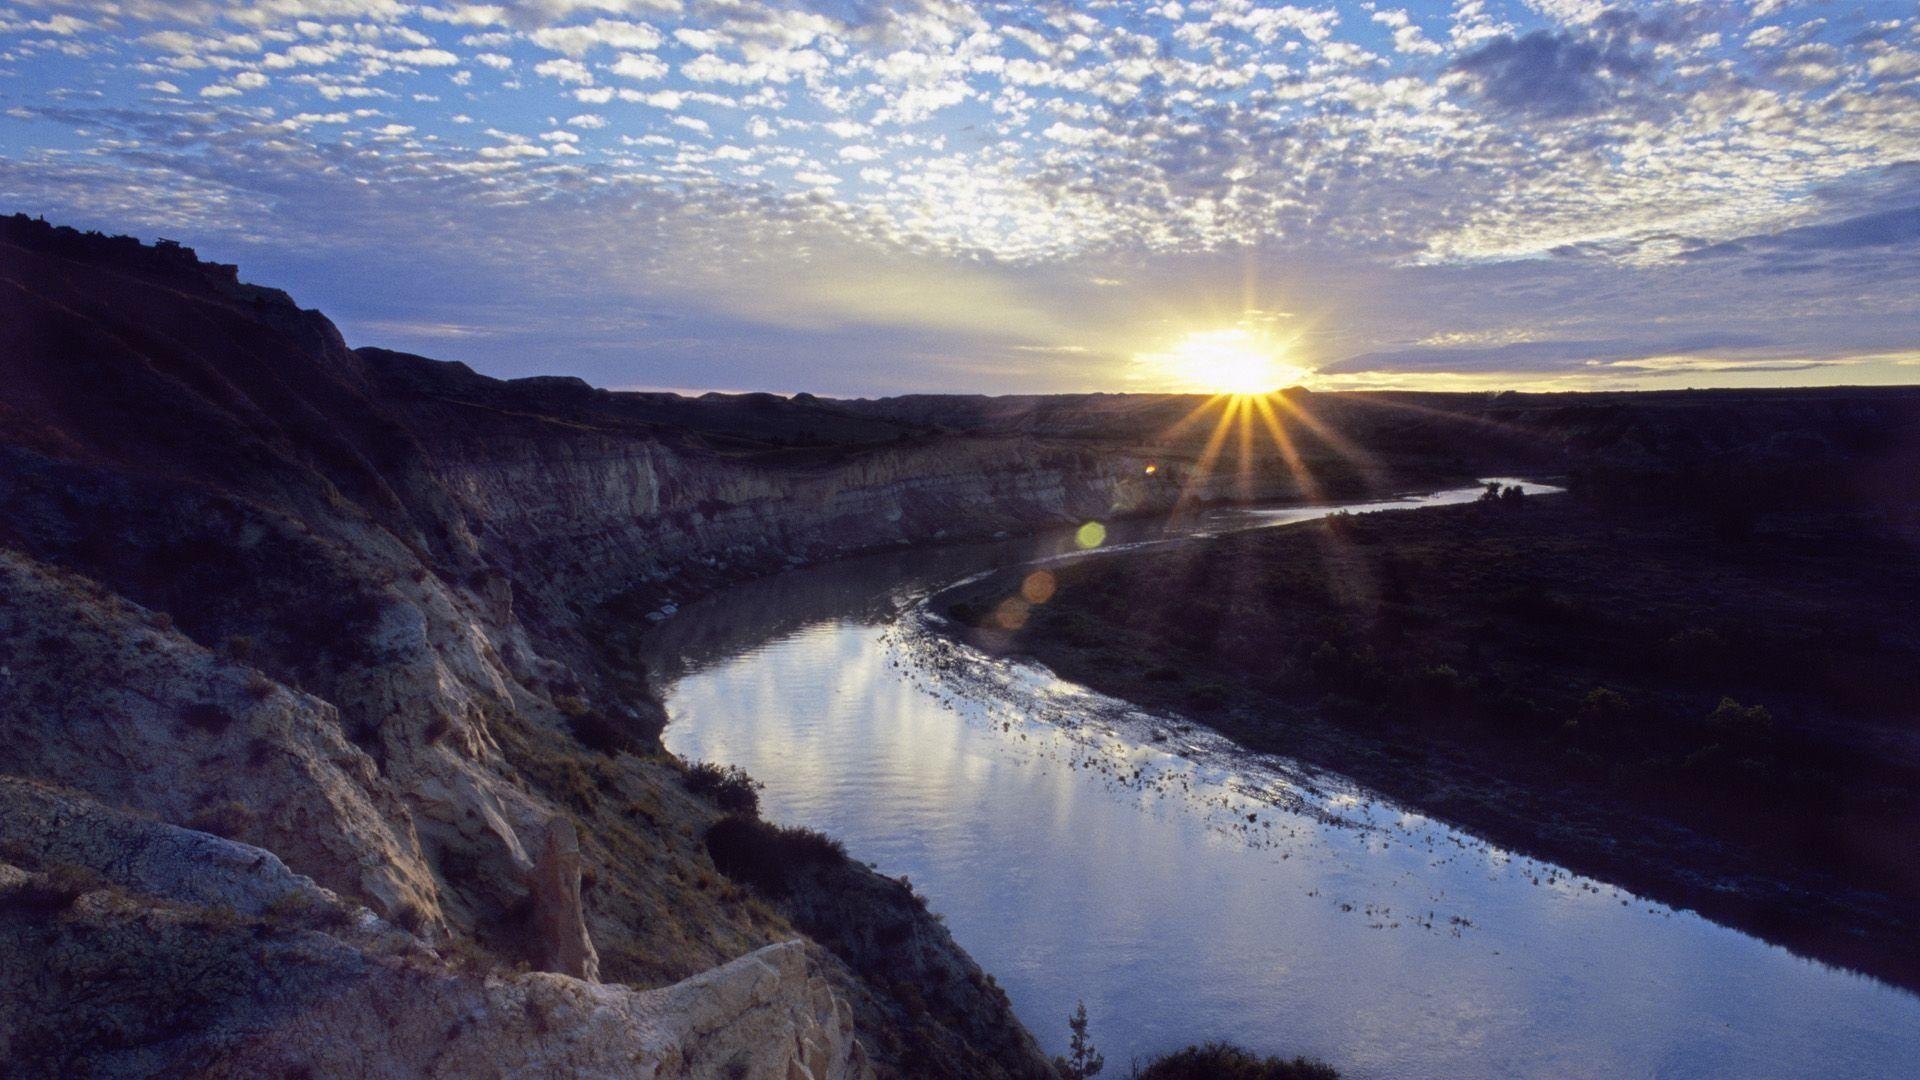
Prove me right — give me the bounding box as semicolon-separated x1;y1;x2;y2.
1056;1001;1105;1080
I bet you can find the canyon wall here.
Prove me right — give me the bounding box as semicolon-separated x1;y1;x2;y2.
0;216;1058;1078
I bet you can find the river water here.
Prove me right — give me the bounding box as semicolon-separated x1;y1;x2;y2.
650;483;1920;1077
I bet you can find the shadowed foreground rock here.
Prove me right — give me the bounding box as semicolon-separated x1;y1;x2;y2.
0;780;868;1079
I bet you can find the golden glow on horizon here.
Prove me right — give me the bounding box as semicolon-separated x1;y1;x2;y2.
1139;327;1312;395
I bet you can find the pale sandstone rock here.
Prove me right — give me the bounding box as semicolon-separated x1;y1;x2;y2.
0;550;439;923
0;776;335;916
0;785;869;1080
530;815;600;982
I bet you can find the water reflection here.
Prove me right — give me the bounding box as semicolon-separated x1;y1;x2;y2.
652;485;1920;1077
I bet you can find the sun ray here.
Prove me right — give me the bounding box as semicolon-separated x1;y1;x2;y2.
1267;390;1380;479
1235;390;1256;502
1250;392;1322;501
1160;392;1233;443
1174;393;1243;515
1332;389;1548;444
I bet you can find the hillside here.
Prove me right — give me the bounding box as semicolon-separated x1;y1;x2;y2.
0;215;1059;1079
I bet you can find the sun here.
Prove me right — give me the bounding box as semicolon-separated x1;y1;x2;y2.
1142;327;1310;395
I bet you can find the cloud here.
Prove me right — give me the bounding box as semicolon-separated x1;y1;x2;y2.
2;0;1916;393
1449;12;1661;117
527;18;662;56
1322;332;1785;375
1750;206;1920;253
608;51;666;80
533;57;593;84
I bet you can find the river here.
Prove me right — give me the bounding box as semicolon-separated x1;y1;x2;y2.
649;482;1920;1078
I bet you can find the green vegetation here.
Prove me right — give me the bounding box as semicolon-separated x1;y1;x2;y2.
1055;1001;1104;1080
1129;1043;1338;1080
704;815;850;898
555;694;641;757
684;761;763;815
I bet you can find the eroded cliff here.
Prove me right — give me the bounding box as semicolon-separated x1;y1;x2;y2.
0;215;1064;1078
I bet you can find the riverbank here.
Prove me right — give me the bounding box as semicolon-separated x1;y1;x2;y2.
935;493;1920;991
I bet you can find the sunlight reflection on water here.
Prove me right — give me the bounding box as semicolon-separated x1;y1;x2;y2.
655;485;1920;1078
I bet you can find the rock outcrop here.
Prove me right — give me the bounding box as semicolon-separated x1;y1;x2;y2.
0;781;865;1079
529;815;599;982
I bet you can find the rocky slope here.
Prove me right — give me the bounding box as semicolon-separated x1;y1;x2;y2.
0;215;1064;1078
0;779;864;1079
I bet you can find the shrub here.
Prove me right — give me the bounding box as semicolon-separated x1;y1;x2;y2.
1662;627;1729;676
704;815;846;897
1579;687;1628;724
424;714;457;746
181;702;236;735
1707;696;1774;741
557;758;599;812
393;901;431;935
1129;1042;1338;1080
685;761;762;815
1;863;106;914
563;706;639;758
187;800;258;841
264;889;354;930
1186;679;1231;712
1497;586;1579;625
1412;664;1466;709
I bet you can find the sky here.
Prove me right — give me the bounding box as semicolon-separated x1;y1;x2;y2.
1;0;1917;396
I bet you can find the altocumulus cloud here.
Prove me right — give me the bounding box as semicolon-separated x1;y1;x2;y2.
0;0;1915;393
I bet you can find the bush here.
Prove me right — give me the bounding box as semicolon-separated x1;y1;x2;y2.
704;815;846;897
1130;1042;1338;1080
1186;679;1231;712
564;707;639;758
685;761;762;815
181;702;235;735
1;863;107;914
1579;686;1628;724
264;889;354;930
1662;627;1729;676
187;800;258;841
1707;696;1774;741
1411;664;1467;711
